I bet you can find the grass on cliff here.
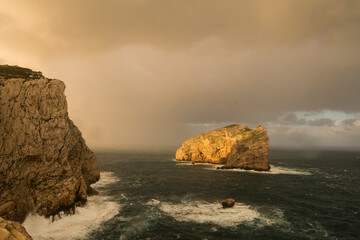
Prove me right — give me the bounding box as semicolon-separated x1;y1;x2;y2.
0;65;43;80
224;124;239;129
195;124;262;140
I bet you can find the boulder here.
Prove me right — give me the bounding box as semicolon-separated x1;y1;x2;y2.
222;198;235;208
0;217;32;240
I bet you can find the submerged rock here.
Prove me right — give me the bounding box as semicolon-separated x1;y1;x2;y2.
0;65;100;222
222;198;235;208
176;124;270;171
0;217;32;240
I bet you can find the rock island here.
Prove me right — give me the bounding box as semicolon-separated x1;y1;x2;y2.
176;124;270;171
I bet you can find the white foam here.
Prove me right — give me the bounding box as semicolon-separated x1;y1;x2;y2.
146;199;161;206
91;171;120;188
176;161;218;166
205;165;311;175
175;160;310;175
23;172;120;240
160;200;272;227
173;159;215;164
267;166;311;175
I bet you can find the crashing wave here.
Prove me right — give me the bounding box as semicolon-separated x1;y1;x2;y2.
23;172;120;240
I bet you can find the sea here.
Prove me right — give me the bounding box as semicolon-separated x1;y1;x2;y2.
22;149;360;240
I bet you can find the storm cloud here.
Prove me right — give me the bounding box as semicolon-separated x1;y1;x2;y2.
1;0;360;149
342;119;357;126
308;118;335;127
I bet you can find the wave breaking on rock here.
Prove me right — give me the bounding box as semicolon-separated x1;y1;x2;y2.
0;65;100;223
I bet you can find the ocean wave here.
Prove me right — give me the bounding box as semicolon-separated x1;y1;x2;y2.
175;160;311;175
158;199;280;227
205;164;311;175
146;199;161;206
23;172;120;240
175;161;218;166
91;171;121;189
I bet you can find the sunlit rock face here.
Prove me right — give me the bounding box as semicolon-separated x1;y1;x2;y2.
0;65;100;222
0;217;33;240
176;124;270;171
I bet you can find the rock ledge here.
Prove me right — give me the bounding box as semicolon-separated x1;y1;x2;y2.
0;217;32;240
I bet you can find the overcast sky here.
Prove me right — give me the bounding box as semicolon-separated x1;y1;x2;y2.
1;0;360;150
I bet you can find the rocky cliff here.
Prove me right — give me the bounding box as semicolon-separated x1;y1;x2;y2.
0;217;32;240
175;124;270;171
0;65;100;222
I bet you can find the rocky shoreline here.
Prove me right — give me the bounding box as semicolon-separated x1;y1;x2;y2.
0;65;101;238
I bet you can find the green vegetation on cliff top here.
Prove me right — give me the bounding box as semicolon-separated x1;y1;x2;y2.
224;124;239;128
195;124;265;140
0;65;43;80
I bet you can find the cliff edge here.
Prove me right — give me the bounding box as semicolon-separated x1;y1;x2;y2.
0;65;100;222
175;124;270;171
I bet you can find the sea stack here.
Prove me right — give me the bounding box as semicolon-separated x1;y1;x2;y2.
176;124;270;171
0;65;100;222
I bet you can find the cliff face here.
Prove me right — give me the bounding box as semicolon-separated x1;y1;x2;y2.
0;65;100;222
175;124;270;171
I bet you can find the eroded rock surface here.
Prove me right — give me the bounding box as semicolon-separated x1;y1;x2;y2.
176;124;270;171
0;65;100;222
0;217;32;240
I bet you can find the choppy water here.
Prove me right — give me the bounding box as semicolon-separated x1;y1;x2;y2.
23;149;360;239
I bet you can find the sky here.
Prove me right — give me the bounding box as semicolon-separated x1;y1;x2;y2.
1;0;360;150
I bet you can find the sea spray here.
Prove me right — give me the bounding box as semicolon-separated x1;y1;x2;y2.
158;200;273;227
203;164;312;175
23;172;120;240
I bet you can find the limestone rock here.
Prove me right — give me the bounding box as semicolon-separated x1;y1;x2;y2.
176;124;270;171
222;198;235;208
0;65;100;222
0;217;32;240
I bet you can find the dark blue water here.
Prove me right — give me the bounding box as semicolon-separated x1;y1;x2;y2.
85;149;360;240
